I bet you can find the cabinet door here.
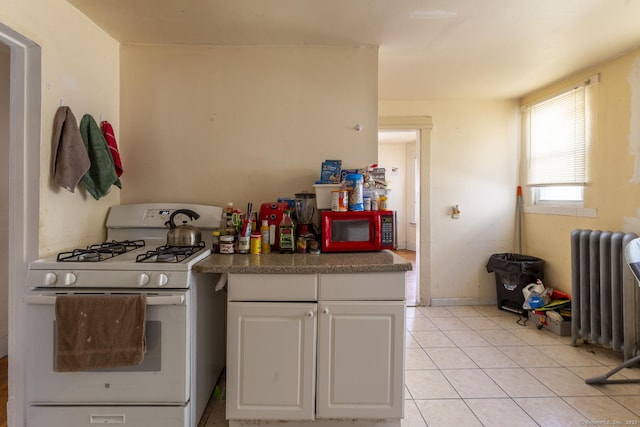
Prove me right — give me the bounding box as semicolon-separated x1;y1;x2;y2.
226;302;317;420
317;301;405;419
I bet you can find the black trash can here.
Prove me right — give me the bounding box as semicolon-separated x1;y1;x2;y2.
486;253;544;315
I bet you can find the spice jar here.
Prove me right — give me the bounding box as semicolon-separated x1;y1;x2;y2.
297;236;307;254
308;240;320;255
220;234;235;254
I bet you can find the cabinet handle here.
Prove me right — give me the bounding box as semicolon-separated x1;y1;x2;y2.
322;307;329;314
306;310;314;318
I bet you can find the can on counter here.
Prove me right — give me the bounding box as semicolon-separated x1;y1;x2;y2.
331;190;349;212
250;233;262;254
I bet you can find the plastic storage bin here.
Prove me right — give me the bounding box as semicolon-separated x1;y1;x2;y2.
313;184;341;209
528;310;571;336
486;253;544;315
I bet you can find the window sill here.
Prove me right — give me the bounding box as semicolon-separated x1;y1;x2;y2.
523;205;597;217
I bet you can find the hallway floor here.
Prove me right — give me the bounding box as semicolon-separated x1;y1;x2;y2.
203;305;640;426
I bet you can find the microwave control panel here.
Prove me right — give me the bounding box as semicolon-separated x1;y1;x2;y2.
381;215;394;246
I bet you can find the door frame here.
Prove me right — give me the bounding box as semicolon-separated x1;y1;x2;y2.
0;22;41;426
379;116;432;306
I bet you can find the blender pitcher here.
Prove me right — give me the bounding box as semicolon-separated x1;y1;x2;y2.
294;192;317;237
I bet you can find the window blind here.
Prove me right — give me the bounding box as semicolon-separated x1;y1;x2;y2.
528;85;586;186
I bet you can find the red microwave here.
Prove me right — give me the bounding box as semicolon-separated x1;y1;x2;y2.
321;210;395;252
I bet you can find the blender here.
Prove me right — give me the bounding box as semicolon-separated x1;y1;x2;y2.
294;192;317;238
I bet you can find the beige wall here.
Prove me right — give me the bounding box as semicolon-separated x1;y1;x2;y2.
379;100;519;303
1;0;121;257
520;47;640;294
119;44;378;209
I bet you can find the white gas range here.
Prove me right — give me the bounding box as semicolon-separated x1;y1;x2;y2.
24;203;225;427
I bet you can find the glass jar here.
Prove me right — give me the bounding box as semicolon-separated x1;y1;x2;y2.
211;230;221;253
297;236;307;254
308;239;320;255
220;234;235;254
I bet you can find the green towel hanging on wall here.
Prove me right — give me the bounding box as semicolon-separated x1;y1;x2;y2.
79;114;121;200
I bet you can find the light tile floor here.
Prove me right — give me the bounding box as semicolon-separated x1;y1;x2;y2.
404;305;640;427
202;304;640;426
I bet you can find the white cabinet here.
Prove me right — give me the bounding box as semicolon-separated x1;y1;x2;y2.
226;302;317;420
226;272;406;422
316;301;405;418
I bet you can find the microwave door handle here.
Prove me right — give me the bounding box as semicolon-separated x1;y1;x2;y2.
23;294;185;306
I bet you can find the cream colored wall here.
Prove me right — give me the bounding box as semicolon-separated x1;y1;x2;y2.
379;101;519;303
119;45;378;209
520;47;640;294
0;0;121;257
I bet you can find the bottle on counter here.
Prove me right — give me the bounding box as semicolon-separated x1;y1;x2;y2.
224;202;234;233
278;210;295;254
211;230;221;253
379;194;388;210
371;192;380;211
260;220;271;253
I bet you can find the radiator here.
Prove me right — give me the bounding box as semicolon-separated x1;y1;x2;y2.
571;229;639;360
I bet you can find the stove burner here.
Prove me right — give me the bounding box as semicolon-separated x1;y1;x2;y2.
136;242;205;263
57;240;146;262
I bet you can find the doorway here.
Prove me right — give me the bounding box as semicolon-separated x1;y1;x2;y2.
379;116;432;307
378;130;418;305
0;22;41;427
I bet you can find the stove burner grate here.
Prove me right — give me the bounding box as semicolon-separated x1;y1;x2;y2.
136;242;205;263
57;240;146;262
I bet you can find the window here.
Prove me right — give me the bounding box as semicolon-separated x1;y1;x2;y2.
523;75;598;208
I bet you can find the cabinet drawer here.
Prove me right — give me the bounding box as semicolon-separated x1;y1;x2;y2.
228;274;317;301
28;405;188;427
319;272;405;300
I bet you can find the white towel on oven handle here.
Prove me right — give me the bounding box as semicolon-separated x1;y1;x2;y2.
215;273;228;293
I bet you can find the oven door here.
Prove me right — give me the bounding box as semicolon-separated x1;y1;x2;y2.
24;289;190;404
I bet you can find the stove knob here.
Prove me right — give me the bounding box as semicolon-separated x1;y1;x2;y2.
43;272;57;286
137;273;150;287
63;272;77;286
157;274;169;287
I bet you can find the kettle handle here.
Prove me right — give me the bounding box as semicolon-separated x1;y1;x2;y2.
165;209;200;229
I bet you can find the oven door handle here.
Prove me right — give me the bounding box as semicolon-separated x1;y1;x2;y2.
23;294;185;306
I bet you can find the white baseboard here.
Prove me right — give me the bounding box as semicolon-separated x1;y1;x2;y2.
430;297;497;307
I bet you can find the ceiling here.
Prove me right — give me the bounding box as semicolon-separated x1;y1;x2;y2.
67;0;640;100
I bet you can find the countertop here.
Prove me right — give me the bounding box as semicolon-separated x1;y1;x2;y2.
193;250;413;274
